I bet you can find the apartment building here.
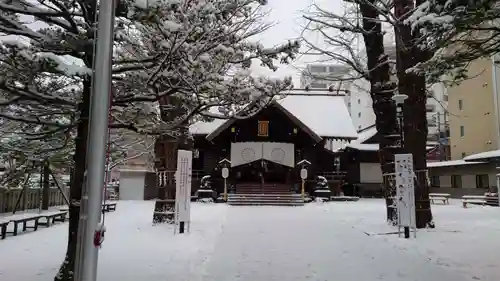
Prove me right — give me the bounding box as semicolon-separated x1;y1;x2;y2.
346;76;376;131
300;64;351;90
448;58;500;160
344;46;448;137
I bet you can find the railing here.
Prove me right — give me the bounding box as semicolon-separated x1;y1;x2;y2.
0;187;70;213
316;171;346;181
156;169;206;188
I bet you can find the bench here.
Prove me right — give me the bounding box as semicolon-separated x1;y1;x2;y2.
0;219;9;240
7;214;43;236
38;211;68;227
462;195;487;208
59;201;117;213
102;201;117;212
429;193;451;205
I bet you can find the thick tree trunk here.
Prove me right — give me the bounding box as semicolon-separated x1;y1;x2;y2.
54;79;91;281
359;1;400;223
153;96;192;223
394;0;433;228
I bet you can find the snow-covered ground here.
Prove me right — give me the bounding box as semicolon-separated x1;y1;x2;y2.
0;199;499;281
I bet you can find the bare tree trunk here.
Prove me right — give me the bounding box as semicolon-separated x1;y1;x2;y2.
358;0;400;222
54;79;91;281
394;0;433;228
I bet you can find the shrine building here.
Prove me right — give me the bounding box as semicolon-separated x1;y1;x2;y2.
188;91;358;196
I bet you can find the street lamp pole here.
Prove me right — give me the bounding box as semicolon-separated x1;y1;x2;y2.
74;1;116;281
392;93;409;239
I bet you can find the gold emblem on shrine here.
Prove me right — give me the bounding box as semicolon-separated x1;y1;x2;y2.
257;120;269;137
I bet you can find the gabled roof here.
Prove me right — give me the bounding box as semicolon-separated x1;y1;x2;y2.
464;150;500;162
204;100;322;142
352;125;377;144
189;93;358;141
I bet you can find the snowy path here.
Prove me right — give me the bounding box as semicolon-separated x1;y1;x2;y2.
200;204;471;281
0;200;499;281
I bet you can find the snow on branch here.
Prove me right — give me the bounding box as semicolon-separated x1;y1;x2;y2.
407;0;500;84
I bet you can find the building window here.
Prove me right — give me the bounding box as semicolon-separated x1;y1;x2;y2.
476;174;489;189
430;176;440;187
443;95;448;102
458;99;463;110
347;102;351;108
357;99;361;104
460;126;465;137
257;120;269;137
358;112;361;117
461;152;466;158
451;175;462;188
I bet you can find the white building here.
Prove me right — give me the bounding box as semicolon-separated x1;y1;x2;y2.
345;77;376;131
300;64;351;90
341;46;449;138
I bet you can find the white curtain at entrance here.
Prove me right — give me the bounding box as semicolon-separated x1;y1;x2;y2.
262;142;294;167
230;142;263;167
230;142;295;168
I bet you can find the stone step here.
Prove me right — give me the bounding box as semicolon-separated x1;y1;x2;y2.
228;199;304;204
229;193;300;198
229;196;303;201
236;188;291;191
228;201;304;206
236;190;293;194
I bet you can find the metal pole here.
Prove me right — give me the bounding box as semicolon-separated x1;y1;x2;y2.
492;55;500;149
224;178;227;201
492;55;500;205
74;1;116;281
301;179;305;200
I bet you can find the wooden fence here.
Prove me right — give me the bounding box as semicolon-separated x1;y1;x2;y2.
0;187;70;213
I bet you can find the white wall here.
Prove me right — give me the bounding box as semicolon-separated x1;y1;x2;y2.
360;163;382;183
427;82;448;137
348;77;376;131
119;170;146;200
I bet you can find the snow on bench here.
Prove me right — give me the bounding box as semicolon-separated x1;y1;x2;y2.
38;211;68;227
2;213;44;236
429;193;451;205
462;195;487;208
0;210;69;239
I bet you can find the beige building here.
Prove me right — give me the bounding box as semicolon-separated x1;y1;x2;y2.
448;58;500;160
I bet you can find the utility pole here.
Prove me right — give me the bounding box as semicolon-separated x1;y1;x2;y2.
74;1;116;281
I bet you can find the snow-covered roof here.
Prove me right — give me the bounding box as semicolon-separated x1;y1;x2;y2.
276;95;357;139
427;160;485;168
189;119;226;135
190;93;357;140
351;125;377;144
345;143;435;152
464;150;500;162
345;143;379;151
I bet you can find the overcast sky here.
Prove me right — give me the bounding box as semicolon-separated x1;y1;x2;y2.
249;0;344;86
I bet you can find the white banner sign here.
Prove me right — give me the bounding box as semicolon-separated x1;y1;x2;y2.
230;142;295;167
262;142;294;167
175;150;192;224
394;153;416;229
230;142;262;167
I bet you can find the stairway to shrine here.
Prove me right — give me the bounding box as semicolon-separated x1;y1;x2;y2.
227;183;304;206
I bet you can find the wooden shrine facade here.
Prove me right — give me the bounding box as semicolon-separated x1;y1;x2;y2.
190;102;353;194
